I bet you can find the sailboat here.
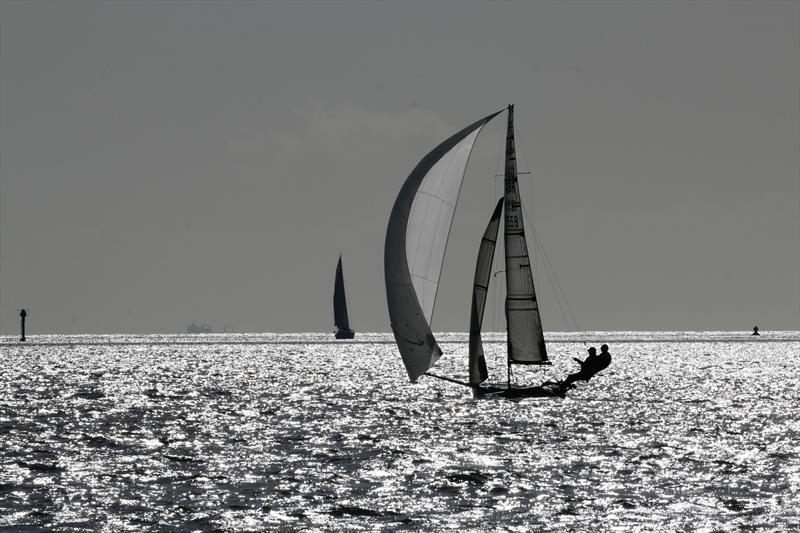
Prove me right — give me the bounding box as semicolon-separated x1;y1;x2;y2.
384;105;568;398
333;255;355;339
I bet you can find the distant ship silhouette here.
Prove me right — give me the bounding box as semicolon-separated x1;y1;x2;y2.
187;322;212;334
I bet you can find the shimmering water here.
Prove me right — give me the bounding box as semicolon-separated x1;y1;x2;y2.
1;332;798;532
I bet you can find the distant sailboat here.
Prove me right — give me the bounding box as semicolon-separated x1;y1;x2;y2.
333;255;355;339
384;105;570;398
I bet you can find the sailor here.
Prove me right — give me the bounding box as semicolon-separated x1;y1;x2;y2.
563;345;612;387
596;344;612;371
752;326;760;336
572;346;598;369
563;347;597;386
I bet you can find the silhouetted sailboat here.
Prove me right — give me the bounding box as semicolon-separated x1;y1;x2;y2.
333;255;355;339
385;105;567;398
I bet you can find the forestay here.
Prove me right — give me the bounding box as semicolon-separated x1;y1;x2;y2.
385;110;503;382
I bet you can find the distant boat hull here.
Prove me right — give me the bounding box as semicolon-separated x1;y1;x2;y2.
473;382;567;399
335;329;355;340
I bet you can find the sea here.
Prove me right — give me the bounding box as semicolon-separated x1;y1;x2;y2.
1;331;798;532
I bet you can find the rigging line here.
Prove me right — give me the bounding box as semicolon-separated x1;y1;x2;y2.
424;372;472;388
535;235;572;331
517;196;580;332
530;221;581;333
514;193;573;331
492;123;505;196
531;223;581;332
513;121;537;223
531;224;577;332
513;125;581;333
491;130;505;337
518;126;545;294
429;127;489;327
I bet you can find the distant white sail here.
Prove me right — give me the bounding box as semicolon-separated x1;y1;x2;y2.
503;105;548;364
469;198;504;385
385;110;503;382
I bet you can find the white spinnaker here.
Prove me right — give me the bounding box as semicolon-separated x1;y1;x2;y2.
385;110;502;382
406;128;483;324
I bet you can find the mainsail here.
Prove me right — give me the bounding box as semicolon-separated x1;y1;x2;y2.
503;105;548;364
333;255;350;332
385;110;503;382
468;197;504;385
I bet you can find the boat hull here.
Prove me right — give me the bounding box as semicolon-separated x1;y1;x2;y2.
473;382;567;399
334;329;355;340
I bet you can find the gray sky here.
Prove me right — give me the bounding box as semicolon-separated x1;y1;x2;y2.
1;1;798;335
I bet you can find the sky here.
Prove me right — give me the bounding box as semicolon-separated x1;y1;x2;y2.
1;1;798;335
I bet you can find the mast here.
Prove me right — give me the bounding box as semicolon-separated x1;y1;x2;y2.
503;105;548;384
333;255;350;331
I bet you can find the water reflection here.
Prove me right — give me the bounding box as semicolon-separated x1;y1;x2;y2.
0;334;798;531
